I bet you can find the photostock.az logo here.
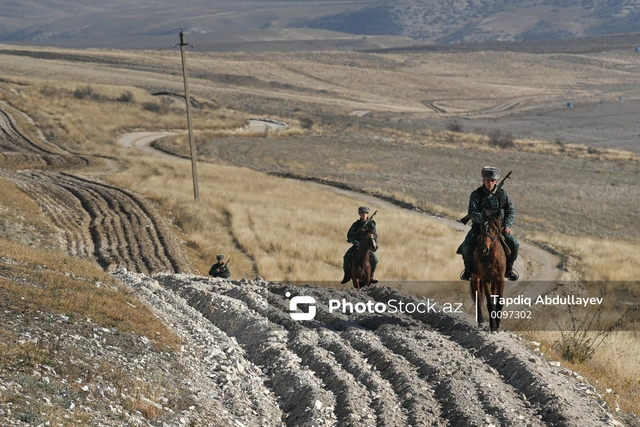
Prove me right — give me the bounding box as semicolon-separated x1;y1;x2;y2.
286;292;316;320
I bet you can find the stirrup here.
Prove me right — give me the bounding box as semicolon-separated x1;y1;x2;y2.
506;268;519;281
460;269;471;281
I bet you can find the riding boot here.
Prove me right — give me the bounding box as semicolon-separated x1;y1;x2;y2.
370;266;379;284
460;259;472;281
340;270;350;284
505;262;519;281
371;252;378;285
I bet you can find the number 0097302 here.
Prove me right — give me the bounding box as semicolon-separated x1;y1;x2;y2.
491;311;532;319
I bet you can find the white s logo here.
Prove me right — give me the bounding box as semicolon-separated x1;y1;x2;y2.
288;294;317;320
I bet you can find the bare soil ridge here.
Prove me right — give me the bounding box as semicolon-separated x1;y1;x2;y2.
114;270;621;426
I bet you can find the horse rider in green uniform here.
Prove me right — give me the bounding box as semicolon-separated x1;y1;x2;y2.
341;206;379;284
457;166;519;281
209;254;231;279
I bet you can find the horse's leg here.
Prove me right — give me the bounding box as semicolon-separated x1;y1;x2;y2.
470;278;484;325
493;279;505;331
482;280;497;332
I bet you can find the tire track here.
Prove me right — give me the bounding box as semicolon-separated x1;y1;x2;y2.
376;326;545;427
113;272;285;426
0;170;93;257
0;105;189;274
1;169;188;274
0;107;52;155
223;286;378;426
54;172;187;274
261;286;409;427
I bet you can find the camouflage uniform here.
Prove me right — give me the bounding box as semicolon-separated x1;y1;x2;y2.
341;208;378;283
457;170;519;280
209;254;231;278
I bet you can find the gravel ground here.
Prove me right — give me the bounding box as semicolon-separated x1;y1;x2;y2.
113;269;625;426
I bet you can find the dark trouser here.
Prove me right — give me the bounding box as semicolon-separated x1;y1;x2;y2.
343;245;378;275
457;227;519;267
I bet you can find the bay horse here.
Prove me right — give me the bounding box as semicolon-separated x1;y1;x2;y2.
351;229;378;289
470;208;507;332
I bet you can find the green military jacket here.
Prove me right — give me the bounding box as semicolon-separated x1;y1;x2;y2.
468;186;514;229
347;219;377;245
209;262;230;278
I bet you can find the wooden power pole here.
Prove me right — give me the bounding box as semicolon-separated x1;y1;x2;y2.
177;29;199;201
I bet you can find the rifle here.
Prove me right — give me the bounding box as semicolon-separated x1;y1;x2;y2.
361;210;377;232
210;259;230;275
347;210;378;244
459;170;512;225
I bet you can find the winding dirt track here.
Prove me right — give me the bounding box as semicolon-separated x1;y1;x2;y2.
0;107;189;274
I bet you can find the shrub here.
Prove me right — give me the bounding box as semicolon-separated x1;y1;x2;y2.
447;119;463;132
487;129;515;148
553;290;639;362
299;117;314;129
142;101;170;114
73;85;104;101
118;91;134;103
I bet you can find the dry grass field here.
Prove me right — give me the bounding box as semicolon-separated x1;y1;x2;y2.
1;41;639;421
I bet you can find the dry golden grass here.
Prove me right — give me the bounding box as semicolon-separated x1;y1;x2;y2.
522;329;640;416
107;155;462;281
0;238;181;350
527;232;640;281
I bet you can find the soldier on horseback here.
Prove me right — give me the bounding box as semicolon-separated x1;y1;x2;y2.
341;206;379;284
457;166;520;281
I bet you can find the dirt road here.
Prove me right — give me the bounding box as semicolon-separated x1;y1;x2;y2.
120;131;564;287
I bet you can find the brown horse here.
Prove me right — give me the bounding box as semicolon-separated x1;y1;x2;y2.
351;229;378;289
470;208;507;332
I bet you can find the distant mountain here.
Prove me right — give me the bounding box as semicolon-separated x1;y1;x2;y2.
293;0;640;43
2;0;640;47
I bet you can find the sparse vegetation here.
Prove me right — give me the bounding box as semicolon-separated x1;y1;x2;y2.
487;129;515;148
446;119;462;132
552;290;639;363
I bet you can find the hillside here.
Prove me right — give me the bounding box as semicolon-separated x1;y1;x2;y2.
298;0;640;44
3;0;640;49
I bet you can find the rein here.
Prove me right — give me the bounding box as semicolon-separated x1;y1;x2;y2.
478;215;501;255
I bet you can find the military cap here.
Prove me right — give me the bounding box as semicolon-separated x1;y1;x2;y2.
216;254;224;261
481;166;500;180
358;206;370;214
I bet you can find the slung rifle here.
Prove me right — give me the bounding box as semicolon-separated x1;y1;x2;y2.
459;170;512;225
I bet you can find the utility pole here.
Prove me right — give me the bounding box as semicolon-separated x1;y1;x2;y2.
176;28;199;201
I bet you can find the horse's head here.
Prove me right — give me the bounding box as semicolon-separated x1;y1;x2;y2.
479;209;502;257
360;229;378;252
